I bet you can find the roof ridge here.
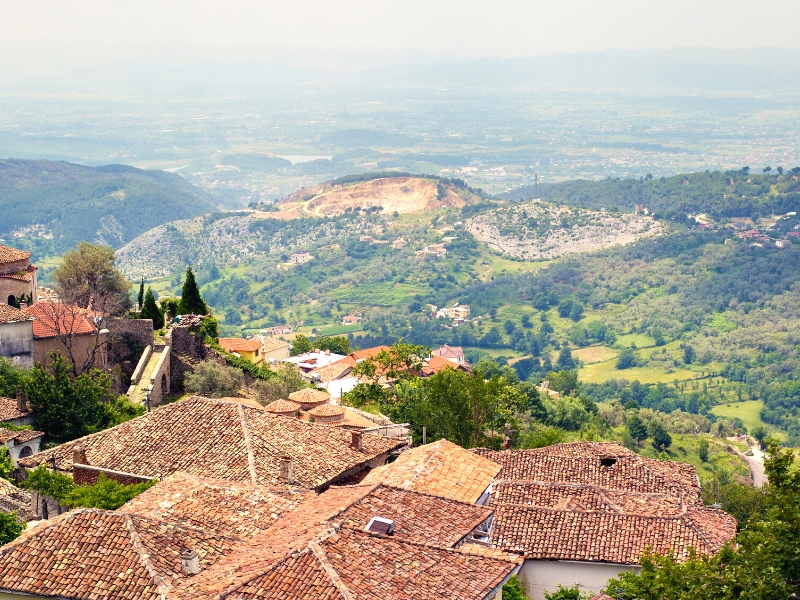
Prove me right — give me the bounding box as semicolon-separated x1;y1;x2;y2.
309;537;355;600
494;502;694;521
378;482;497;509
494;479;685;500
122;513;173;600
237;404;258;484
679;508;729;553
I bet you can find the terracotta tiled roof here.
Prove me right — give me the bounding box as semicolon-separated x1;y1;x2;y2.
0;478;31;520
363;439;502;504
261;337;291;352
122;472;312;539
350;345;390;361
490;502;736;564
0;304;33;325
342;407;380;429
0;245;30;264
18;396;403;490
0;266;36;282
308;360;353;382
475;442;702;504
309;403;345;418
0;509;240;600
479;442;737;565
23;301;98;339
288;387;330;407
336;484;492;547
263;398;301;414
218;337;262;353
422;354;472;376
0;427;43;444
0;397;32;422
433;344;464;359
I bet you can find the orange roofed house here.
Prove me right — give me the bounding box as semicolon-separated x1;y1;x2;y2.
364;440;737;599
218;337;265;365
0;471;520;600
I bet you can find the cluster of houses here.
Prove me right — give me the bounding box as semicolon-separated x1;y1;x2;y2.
0;246;109;372
430;302;472;325
0;390;737;600
690;214;799;248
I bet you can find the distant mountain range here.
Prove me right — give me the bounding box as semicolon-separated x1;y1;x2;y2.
0;160;217;252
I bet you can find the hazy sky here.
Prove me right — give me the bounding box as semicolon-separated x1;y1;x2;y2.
3;0;800;58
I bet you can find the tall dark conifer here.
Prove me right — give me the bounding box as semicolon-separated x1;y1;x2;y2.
177;267;207;316
137;279;145;310
140;287;165;329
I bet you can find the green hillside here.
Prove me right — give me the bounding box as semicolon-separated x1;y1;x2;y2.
0;159;217;252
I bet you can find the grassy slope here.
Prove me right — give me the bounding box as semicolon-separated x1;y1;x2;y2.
711;401;785;441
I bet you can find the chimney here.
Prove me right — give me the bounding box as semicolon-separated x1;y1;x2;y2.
351;431;363;451
15;390;27;413
180;549;201;575
279;455;294;484
19;301;27;310
72;445;88;466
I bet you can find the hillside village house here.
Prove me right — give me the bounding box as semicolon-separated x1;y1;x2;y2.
22;301;108;371
289;252;312;264
0;245;38;308
282;349;345;372
0;304;34;368
342;314;362;325
0;392;42;463
0;472;519;600
365;440;736;600
218;337;265;365
433;343;466;364
260;325;292;335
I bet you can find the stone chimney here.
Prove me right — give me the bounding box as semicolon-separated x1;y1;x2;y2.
181;549;201;575
72;445;88;466
15;390;27;413
351;431;363;451
279;455;294;484
19;301;27;310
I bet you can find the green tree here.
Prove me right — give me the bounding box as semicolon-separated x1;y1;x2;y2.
545;370;579;396
160;297;179;318
648;421;672;450
616;348;635;369
556;347;576;370
314;336;351;356
545;585;591;600
683;344;695;364
751;425;768;449
0;448;14;482
253;365;308;405
626;413;649;446
502;576;528;600
0;512;23;545
392;368;525;448
290;334;313;356
21;464;75;501
139;287;164;329
352;342;429;385
184;361;244;398
26;353;143;444
53;242;131;315
177;267;208;315
64;474;156;510
698;438;710;462
137;279;145;310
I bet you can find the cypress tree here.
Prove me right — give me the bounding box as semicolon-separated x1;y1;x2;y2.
140;287;165;329
137;279;145;311
177;267;207;316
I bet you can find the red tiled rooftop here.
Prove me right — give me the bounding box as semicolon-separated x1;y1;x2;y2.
0;396;32;421
308;403;345;417
218;337;263;353
263;398;301;414
0;304;33;325
0;245;30;264
23;301;97;339
288;387;330;407
19;396;403;490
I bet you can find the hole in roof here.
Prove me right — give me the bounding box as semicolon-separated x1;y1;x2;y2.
600;457;617;467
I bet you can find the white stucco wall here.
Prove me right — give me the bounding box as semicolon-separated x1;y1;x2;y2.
5;438;42;464
0;321;34;368
519;559;640;600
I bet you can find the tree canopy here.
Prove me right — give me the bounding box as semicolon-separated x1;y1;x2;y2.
53;242;131;315
177;267;208;315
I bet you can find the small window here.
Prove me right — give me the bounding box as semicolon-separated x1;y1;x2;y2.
364;516;395;535
7;295;16;307
18;446;33;458
600;457;617;467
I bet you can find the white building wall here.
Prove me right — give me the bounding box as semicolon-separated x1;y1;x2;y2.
519;559;640;600
0;321;34;368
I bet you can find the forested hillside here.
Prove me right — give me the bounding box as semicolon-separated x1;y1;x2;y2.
0;160;217;252
503;168;800;220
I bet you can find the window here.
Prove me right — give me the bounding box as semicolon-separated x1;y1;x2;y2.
7;295;16;306
600;457;617;467
18;446;33;458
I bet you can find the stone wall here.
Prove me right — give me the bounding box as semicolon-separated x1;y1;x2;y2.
0;321;34;368
73;464;154;486
106;318;154;375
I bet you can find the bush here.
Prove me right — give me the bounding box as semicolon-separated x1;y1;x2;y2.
0;512;24;545
21;464;75;501
184;361;244;398
502;576;528;600
64;474;156;510
616;348;635;369
522;425;567;448
544;584;591;600
698;438;710;462
253;365;308;405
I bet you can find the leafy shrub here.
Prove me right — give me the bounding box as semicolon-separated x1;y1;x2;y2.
184;361;244;398
64;474;156;510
